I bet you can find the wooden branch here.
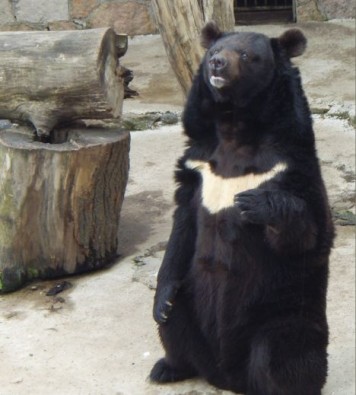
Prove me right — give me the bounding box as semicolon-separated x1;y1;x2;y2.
0;128;130;292
0;28;127;137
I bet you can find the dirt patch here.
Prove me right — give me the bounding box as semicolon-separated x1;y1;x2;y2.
118;190;173;257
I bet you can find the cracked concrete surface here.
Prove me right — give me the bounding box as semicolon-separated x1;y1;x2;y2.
0;20;355;395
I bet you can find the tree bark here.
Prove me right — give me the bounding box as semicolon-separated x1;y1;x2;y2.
152;0;235;95
200;0;235;31
0;128;130;292
0;28;127;138
151;0;205;95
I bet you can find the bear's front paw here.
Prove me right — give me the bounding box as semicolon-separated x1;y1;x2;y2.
153;283;179;324
234;189;274;225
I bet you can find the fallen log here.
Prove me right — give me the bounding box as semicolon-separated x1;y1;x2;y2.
0;127;130;292
0;28;127;138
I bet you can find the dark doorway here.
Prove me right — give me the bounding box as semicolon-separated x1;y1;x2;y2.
234;0;295;24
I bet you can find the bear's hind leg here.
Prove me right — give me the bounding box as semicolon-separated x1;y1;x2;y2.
247;318;327;395
150;292;222;386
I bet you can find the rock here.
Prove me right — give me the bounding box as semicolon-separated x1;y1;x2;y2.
87;2;157;36
318;0;356;19
46;281;72;296
296;0;355;20
14;0;69;23
70;0;98;19
121;112;180;130
296;0;325;22
161;111;179;125
121;112;161;131
0;120;12;129
311;104;330;115
332;209;356;226
0;0;15;24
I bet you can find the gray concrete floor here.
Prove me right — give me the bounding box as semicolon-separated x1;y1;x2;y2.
1;20;355;395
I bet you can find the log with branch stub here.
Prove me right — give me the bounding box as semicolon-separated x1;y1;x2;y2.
0;128;130;292
0;28;128;138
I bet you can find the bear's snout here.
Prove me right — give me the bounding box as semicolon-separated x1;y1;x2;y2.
209;54;227;74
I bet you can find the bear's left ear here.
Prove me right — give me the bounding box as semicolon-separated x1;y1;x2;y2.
201;21;223;49
278;29;307;58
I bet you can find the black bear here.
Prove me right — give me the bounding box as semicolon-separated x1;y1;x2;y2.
150;22;334;395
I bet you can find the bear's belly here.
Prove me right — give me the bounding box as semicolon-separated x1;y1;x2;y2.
190;259;255;361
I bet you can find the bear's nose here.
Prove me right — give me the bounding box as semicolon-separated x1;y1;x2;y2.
209;54;227;72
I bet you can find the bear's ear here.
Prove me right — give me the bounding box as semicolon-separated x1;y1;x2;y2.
278;29;307;58
201;21;223;49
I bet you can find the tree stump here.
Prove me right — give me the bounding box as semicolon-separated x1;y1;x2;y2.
0;128;130;292
0;28;127;138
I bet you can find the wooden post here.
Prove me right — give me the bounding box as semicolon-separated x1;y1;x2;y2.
152;0;235;95
0;28;127;138
200;0;235;31
0;128;130;292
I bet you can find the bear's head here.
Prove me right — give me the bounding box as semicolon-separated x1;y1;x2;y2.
201;22;307;106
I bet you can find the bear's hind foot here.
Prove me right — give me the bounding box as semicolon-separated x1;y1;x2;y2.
150;358;196;383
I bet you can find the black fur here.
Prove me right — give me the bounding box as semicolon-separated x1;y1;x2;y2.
151;23;334;395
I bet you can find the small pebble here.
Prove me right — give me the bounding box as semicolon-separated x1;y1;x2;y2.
0;119;12;129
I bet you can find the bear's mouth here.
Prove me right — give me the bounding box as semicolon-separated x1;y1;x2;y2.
210;76;227;89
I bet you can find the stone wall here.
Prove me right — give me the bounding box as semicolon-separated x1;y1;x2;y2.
0;0;158;34
297;0;355;22
0;0;354;34
317;0;355;20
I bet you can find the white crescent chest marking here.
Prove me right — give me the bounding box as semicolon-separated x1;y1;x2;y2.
186;160;288;214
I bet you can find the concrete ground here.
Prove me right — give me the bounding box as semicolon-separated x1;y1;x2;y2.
1;20;355;395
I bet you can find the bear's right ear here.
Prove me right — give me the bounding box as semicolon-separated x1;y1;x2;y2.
278;29;307;58
201;21;223;49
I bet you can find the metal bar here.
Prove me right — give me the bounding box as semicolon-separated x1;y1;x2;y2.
235;0;294;11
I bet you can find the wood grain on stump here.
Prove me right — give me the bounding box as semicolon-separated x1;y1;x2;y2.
0;128;130;292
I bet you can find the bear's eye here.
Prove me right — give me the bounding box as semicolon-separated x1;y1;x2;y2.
210;48;220;56
240;52;248;62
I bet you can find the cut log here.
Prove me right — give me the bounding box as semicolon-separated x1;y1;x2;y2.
152;0;235;95
0;28;127;138
0;127;130;292
199;0;235;31
152;0;205;95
